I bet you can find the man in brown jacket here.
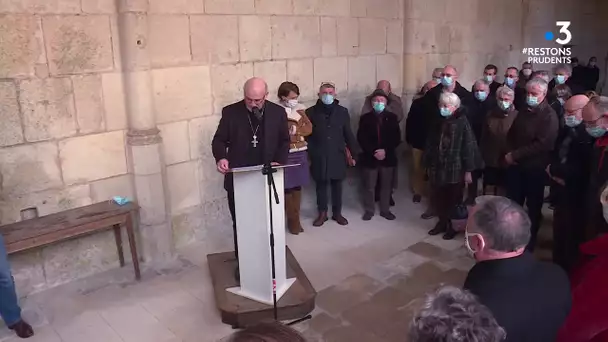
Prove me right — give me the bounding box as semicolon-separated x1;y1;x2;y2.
505;78;558;252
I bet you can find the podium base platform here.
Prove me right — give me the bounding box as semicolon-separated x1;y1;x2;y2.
207;247;316;328
226;277;296;305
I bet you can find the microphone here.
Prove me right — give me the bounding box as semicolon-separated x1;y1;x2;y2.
252;106;263;121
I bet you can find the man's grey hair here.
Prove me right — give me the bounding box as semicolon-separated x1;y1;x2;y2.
471;196;531;252
496;86;514;99
526;78;549;94
531;70;550;83
554;63;572;76
439;92;461;109
473;79;490;90
409;286;506;342
588;95;608;115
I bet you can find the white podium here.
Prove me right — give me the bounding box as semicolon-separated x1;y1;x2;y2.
226;164;297;305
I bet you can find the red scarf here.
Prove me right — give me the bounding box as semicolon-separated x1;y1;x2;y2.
596;136;608;172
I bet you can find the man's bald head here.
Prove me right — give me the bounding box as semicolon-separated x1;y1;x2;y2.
422;80;438;94
243;77;269;111
565;94;590;116
377;80;391;94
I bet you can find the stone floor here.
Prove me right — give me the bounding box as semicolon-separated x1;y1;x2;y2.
0;174;554;342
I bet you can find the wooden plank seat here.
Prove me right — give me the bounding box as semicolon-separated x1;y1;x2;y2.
0;201;141;280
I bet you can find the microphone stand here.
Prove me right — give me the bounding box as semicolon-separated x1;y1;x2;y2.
257;106;311;326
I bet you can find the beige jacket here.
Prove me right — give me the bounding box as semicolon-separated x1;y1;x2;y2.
283;103;313;152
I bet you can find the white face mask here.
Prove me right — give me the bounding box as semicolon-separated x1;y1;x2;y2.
286;99;298;108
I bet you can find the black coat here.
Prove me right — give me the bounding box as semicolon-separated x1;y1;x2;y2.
550;124;594;204
357;111;401;168
587;137;608;237
211;100;289;190
583;66;600;91
464;253;571;342
405;96;427;150
306;100;357;181
513;85;527;112
467;96;496;144
549;78;585;96
423;82;473;131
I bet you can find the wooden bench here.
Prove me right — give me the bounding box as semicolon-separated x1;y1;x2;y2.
0;201;141;280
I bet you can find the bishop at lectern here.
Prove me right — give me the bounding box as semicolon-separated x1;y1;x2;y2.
211;77;290;279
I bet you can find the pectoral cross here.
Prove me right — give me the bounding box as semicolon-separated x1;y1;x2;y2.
252;135;258;148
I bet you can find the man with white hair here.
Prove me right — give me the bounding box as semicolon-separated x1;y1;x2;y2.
583;95;608;238
504;78;558;251
431;67;443;83
549;64;585;95
212;77;290;280
423;91;481;239
464;196;571;342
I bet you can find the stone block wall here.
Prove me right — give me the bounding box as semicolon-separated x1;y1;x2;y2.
0;0;405;295
1;0;607;295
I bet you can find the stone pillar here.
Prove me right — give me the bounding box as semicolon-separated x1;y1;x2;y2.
116;1;174;262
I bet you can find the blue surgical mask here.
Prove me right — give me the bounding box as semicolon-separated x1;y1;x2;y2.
440;107;452;117
505;77;515;87
372;102;385;113
565;116;582;127
555;75;566;84
321;94;334;105
499;101;511;111
527;95;539;107
557;98;565;106
475;91;488;101
434;77;442;83
587;126;607;138
441;76;453;87
484;75;494;83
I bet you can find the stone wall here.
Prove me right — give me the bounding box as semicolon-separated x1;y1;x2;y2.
0;0;405;295
1;0;607;296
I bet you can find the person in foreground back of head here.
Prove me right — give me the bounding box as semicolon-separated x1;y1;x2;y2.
408;286;506;342
464;196;571;342
556;182;608;342
229;321;306;342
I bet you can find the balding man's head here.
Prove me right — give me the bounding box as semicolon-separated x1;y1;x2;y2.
583;96;608;135
421;80;438;94
377;80;391;94
466;196;531;261
243;77;269;111
564;95;589;127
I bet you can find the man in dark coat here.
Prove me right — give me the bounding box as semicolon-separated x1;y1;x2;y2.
473;64;501;96
549;64;585;95
582;95;608;240
505;78;559;252
465;79;496;204
583;56;600;92
464;197;571;342
406;80;438;203
549;94;594;272
358;89;401;221
211;77;290;279
504;66;527;112
306;83;358;227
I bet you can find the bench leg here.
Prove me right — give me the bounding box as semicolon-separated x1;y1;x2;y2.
113;224;125;267
125;215;141;280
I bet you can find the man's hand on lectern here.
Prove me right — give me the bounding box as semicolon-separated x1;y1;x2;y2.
271;162;280;166
217;159;229;174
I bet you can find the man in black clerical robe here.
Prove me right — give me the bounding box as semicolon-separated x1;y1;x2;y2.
211;77;289;279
